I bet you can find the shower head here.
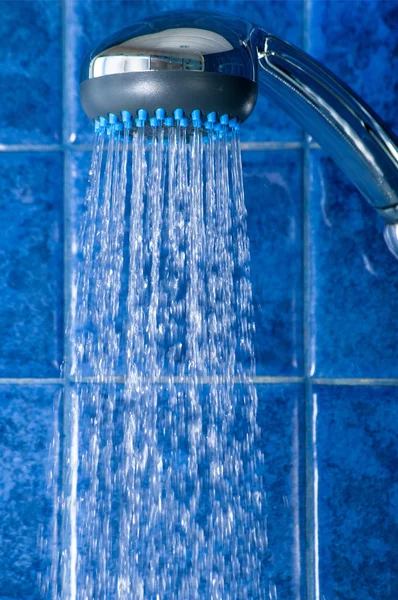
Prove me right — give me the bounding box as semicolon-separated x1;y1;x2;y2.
80;10;398;256
80;12;261;125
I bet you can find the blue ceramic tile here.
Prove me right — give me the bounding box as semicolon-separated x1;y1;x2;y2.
243;150;303;376
69;149;304;377
310;0;398;134
0;0;62;144
0;385;61;599
315;385;398;600
68;0;304;144
0;153;64;377
309;152;398;378
256;384;305;598
71;383;304;597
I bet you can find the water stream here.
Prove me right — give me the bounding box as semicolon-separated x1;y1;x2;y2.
52;121;269;599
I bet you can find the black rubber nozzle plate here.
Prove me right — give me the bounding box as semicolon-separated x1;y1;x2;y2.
80;71;258;122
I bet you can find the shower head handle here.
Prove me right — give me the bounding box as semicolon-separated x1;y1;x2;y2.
256;31;398;254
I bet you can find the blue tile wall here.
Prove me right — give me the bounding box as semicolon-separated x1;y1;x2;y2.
2;1;398;598
69;148;304;377
243;150;303;376
73;383;305;596
0;386;61;598
309;152;398;379
70;149;304;377
0;153;64;378
310;0;398;133
0;0;62;144
257;384;305;599
315;385;398;600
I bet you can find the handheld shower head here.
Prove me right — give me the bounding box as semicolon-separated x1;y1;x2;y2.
80;11;398;256
80;12;261;124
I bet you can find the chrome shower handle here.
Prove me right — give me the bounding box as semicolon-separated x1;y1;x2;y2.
256;34;398;256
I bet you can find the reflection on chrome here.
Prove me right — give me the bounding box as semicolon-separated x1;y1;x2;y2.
384;224;398;260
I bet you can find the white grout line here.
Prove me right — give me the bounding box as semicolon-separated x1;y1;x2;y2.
312;392;320;600
66;375;304;385
0;378;64;385
301;1;318;598
0;144;65;152
60;1;76;598
241;141;303;150
312;378;398;386
0;142;322;153
1;376;398;386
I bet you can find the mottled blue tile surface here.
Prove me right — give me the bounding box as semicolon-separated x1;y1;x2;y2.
243;150;303;376
309;151;398;379
0;385;61;599
0;0;62;144
0;153;64;377
68;0;304;144
69;383;303;596
69;148;304;377
2;0;398;596
315;385;398;600
257;384;305;599
310;0;398;134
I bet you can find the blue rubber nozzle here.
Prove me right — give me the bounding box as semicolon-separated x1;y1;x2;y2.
97;107;240;135
108;113;119;124
220;114;229;125
191;109;201;121
137;109;148;122
121;110;131;120
191;109;202;128
155;108;166;121
173;108;184;121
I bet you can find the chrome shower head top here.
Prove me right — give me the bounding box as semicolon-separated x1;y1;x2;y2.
80;12;262;125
